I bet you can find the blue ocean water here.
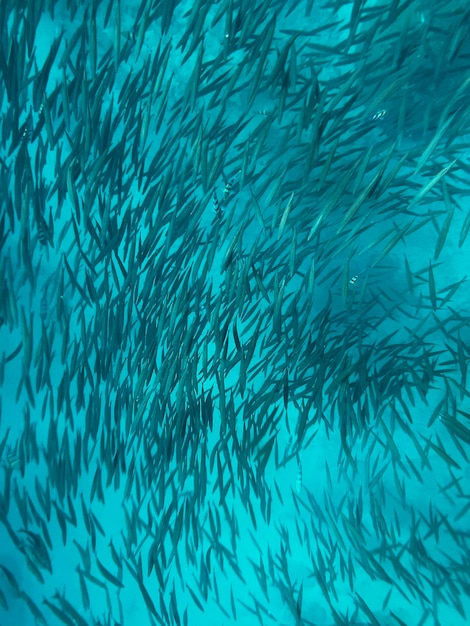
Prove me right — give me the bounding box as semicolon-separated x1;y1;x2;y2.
0;1;469;625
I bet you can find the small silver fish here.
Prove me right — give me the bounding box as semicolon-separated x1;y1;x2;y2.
295;459;302;493
372;108;387;121
223;170;241;201
212;188;222;216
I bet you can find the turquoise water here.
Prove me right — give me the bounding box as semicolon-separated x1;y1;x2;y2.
0;1;469;625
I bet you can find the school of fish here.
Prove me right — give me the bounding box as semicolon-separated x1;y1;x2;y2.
0;0;469;624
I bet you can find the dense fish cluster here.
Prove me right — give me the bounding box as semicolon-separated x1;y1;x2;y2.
1;0;470;624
